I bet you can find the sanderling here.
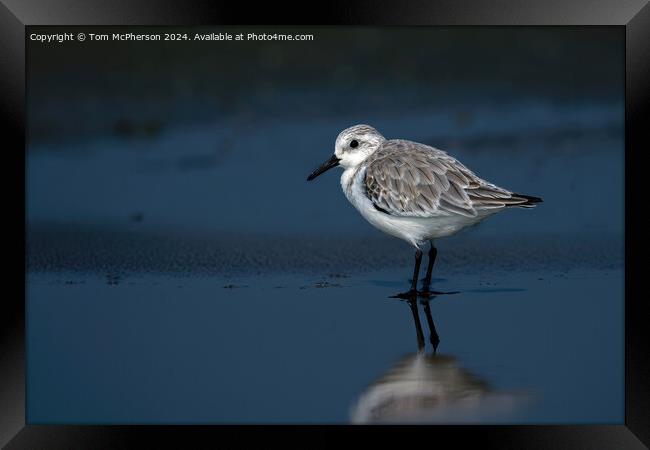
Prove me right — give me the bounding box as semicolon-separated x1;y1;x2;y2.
307;124;542;296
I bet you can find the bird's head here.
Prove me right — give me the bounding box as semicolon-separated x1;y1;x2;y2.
307;124;385;181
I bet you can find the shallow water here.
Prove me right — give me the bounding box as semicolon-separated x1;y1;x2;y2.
27;266;623;423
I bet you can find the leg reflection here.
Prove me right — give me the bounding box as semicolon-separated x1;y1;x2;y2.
421;298;440;353
394;292;439;353
407;298;426;351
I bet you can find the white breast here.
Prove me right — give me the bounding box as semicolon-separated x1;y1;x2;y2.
340;166;488;248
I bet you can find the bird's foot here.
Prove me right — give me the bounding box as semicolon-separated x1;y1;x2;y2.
418;288;460;298
391;289;419;300
391;288;459;300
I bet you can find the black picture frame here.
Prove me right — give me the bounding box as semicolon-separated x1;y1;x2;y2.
2;0;648;447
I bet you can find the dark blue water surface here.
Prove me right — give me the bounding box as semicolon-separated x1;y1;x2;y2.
27;268;623;424
26;27;624;424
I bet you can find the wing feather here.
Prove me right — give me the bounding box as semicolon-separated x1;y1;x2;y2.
363;140;525;218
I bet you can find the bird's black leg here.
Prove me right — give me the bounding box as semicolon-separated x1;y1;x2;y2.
421;242;438;291
408;248;423;295
421;299;440;352
392;248;423;299
407;298;425;351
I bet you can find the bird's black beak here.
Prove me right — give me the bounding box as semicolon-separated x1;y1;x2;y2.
307;154;341;181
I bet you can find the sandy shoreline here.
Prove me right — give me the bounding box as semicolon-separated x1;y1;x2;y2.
27;222;623;276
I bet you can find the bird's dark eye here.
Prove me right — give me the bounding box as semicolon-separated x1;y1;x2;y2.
350;140;359;148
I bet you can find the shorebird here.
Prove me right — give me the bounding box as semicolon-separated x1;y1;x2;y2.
307;124;542;296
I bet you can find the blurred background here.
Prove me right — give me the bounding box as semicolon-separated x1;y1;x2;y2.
27;26;623;245
26;26;624;424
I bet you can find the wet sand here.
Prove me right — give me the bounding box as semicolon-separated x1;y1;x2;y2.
27;222;622;276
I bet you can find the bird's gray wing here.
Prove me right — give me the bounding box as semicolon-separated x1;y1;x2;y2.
364;140;528;218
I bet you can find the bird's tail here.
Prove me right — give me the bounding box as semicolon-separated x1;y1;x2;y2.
510;193;543;208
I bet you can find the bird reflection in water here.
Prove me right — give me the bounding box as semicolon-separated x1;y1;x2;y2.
350;293;529;424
